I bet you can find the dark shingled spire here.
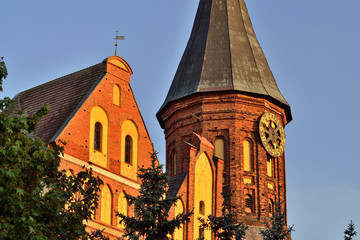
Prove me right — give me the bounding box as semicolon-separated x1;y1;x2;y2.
158;0;292;124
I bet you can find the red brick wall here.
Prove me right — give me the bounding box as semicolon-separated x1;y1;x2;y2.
160;92;289;237
57;57;154;239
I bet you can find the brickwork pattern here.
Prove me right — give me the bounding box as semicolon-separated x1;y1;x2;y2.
160;92;290;239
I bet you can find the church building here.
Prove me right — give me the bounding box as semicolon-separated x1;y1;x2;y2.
158;0;292;239
13;56;155;239
13;0;292;239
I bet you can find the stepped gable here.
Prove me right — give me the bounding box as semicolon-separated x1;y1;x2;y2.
13;63;105;143
158;0;292;125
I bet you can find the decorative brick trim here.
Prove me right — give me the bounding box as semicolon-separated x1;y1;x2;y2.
61;153;140;189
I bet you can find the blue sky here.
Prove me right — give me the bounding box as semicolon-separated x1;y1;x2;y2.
2;1;360;239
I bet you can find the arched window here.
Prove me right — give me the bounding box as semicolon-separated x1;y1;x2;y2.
90;106;108;168
94;122;102;151
121;120;138;180
125;135;132;164
199;201;205;215
267;157;273;177
243;140;252;172
174;199;184;240
269;199;274;217
113;84;121;106
245;194;253;213
118;192;128;229
214;138;225;160
194;153;213;239
170;150;177;175
101;185;112;225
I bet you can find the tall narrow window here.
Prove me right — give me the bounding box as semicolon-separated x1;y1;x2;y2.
101;185;112;225
199;201;205;215
243;140;252;172
245;194;253;213
269;199;274;217
118;192;128;229
267;157;273;177
94;122;102;151
214;138;225;160
199;228;204;239
113;84;121;106
125;135;132;164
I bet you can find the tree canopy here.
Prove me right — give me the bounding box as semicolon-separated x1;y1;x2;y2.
117;152;192;240
199;186;248;240
344;220;357;240
260;201;294;240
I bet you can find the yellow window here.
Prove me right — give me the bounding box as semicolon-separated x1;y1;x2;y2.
173;199;184;240
113;84;121;106
267;157;273;177
243;140;252;172
121;120;138;180
194;153;212;240
117;192;128;229
89;106;108;168
101;185;112;225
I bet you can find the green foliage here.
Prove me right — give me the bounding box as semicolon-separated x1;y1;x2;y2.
199;186;248;240
260;201;294;240
0;60;108;240
117;152;192;240
344;220;357;240
0;57;7;92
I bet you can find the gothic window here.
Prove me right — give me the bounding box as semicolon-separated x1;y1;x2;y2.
174;199;184;240
90;106;108;168
243;139;252;172
125;135;133;165
94;122;102;151
245;194;253;213
101;185;112;225
214;138;225;160
121;120;138;180
118;192;128;229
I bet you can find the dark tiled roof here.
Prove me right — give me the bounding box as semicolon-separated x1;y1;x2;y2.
158;0;292;124
167;172;187;198
13;63;105;143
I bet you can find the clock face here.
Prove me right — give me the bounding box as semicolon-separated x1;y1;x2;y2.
259;112;286;157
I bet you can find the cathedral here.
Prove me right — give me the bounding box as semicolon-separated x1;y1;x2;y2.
14;0;292;239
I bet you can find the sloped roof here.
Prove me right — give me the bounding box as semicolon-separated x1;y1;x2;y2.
13;63;105;143
158;0;292;124
167;172;187;198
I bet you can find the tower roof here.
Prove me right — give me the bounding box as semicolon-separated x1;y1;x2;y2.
158;0;292;124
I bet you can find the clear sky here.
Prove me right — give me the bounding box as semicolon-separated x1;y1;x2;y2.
1;1;360;239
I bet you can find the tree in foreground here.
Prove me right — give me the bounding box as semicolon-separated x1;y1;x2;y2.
0;57;108;240
199;186;248;240
344;220;357;240
117;152;192;240
260;201;294;240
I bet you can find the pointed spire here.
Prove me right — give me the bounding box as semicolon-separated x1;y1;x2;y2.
158;0;291;122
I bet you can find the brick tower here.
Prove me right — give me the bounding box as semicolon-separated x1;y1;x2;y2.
157;0;292;239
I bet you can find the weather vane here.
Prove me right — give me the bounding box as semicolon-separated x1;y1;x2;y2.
114;31;125;56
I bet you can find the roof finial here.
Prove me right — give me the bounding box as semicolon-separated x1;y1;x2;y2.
114;31;125;56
